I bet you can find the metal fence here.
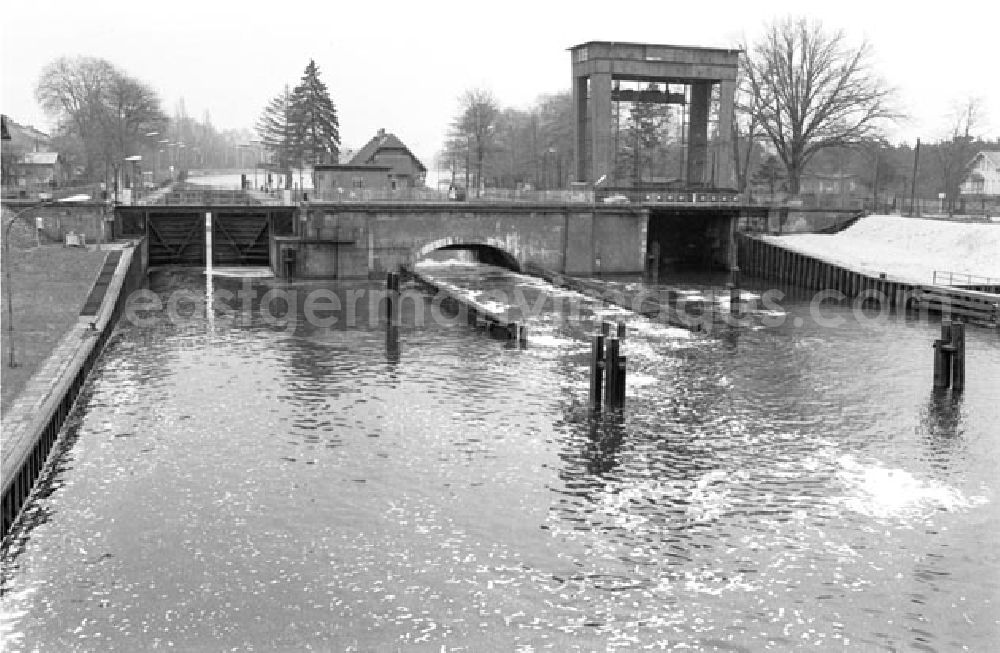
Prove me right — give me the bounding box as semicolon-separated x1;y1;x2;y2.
2;183;106;203
136;184;289;206
932;271;999;287
308;188;596;203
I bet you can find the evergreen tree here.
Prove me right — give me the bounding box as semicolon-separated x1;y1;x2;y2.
614;84;671;186
289;60;340;165
256;85;297;173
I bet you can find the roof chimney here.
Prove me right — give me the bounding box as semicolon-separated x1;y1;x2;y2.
377;128;385;138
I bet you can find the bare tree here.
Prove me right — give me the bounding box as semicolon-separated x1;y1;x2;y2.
36;57;116;179
933;97;984;214
98;70;168;163
740;17;897;193
452;88;500;197
732;64;763;194
36;56;166;181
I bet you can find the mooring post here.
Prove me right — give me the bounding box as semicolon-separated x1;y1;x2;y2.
601;321;611;337
617;321;626;341
933;320;954;389
506;321;522;342
604;337;620;411
589;333;606;410
615;355;627;408
932;339;948;389
951;321;966;391
386;324;399;360
518;324;528;348
386;272;399;326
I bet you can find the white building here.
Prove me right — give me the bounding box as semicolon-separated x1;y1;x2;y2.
961;151;1000;196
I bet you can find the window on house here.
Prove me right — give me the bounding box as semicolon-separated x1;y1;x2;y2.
352;177;364;188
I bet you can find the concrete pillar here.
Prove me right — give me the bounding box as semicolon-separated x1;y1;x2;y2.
717;79;736;190
573;76;589;183
687;82;711;186
563;211;595;275
589;73;613;184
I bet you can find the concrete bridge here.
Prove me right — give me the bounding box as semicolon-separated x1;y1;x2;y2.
288;201;652;278
114;200;662;278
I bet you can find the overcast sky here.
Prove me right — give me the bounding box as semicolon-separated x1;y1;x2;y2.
2;0;997;170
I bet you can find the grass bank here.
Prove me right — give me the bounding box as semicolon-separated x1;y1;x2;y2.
0;218;107;411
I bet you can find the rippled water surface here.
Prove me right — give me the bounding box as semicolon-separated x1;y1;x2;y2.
2;263;999;651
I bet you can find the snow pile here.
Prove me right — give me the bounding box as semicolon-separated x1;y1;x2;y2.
762;215;1000;283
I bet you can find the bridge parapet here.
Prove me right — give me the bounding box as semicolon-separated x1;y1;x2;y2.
137;183;291;207
309;186;749;207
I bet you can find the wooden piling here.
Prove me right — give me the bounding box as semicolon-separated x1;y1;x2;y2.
933;339;949;388
386;272;398;326
605;337;620;411
951;321;966;391
386;324;399;360
615;355;627;408
589;334;606;410
934;320;954;389
616;321;626;341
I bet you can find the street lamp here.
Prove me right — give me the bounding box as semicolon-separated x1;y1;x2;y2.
124;155;142;203
157;140;169;181
4;194;91;367
143;132;159;181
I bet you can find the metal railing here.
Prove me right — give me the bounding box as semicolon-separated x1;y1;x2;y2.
595;187;741;205
308;188;594;203
136;183;290;206
308;187;744;204
932;271;999;287
2;183;106;203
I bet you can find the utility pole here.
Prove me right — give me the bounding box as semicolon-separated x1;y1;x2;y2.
909;138;921;217
871;144;880;212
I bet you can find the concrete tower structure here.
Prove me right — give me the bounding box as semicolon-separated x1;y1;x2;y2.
570;42;740;190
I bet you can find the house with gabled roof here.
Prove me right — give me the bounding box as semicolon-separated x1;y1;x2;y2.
313;128;427;196
961;151;1000;197
1;114;60;187
348;128;426;189
20;151;67;186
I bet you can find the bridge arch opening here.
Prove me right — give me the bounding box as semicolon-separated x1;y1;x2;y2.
412;239;521;272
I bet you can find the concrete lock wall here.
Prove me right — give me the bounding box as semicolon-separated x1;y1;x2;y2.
284;203;648;279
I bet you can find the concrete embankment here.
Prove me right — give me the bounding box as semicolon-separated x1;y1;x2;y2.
737;233;1000;327
759;214;1000;283
1;240;146;538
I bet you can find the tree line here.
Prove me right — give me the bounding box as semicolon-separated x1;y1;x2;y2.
33;56;270;187
442;16;994;210
31;56;340;190
733;17;994;211
28;25;995;206
440;89;573;194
